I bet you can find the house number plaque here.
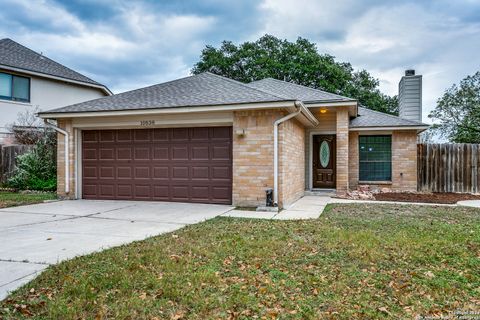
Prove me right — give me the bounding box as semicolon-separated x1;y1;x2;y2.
140;120;155;126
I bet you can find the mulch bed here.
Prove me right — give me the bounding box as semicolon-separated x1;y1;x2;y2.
374;192;480;204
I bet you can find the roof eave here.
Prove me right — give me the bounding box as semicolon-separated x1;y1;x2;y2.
349;125;430;133
0;64;112;96
37;100;297;119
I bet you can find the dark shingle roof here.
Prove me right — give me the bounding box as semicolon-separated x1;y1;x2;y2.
42;72;291;114
0;38;106;88
350;107;428;128
246;78;355;103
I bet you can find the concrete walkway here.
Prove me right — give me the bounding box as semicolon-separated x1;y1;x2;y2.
457;200;480;208
223;196;330;220
0;200;233;300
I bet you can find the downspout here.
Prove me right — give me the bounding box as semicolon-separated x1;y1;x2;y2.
273;101;305;206
44;120;69;194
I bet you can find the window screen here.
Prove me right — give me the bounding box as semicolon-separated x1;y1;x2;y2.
359;135;392;181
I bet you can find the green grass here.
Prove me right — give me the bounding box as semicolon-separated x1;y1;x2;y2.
1;204;479;319
0;192;56;208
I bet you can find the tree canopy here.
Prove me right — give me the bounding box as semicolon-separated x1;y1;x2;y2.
429;71;480;143
192;35;398;114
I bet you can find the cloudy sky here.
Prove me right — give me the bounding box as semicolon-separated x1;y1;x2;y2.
1;0;479;122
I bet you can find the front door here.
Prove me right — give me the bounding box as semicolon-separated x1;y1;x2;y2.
312;135;336;188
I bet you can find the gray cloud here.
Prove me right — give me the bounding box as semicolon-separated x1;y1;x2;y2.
0;0;479;123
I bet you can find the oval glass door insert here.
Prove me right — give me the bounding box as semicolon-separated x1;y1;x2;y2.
320;141;330;168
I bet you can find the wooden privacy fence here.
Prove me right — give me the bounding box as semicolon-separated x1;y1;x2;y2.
0;145;33;184
418;143;480;193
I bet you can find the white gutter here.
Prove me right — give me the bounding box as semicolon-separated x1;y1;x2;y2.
44;120;69;194
273;101;309;206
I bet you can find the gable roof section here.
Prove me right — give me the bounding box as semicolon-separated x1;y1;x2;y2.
350;107;429;129
41;72;292;114
0;38;110;93
246;78;355;103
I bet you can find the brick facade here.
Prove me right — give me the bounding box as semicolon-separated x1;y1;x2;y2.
279;118;305;207
348;130;418;191
232;109;305;208
336;106;350;193
232;109;282;207
392;131;418;191
348;131;359;190
56;118;76;199
53;107;419;206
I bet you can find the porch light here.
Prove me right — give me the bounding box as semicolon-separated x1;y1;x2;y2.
320;109;327;113
235;128;246;136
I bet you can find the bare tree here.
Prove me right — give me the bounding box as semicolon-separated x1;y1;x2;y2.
7;107;55;145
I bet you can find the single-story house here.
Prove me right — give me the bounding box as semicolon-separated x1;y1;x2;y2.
38;70;428;208
0;38;111;144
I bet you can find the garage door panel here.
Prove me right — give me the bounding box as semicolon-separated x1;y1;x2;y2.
83;131;98;142
117;184;133;198
134;129;150;141
153;167;169;179
153;147;169;160
117;130;132;142
99;184;115;197
212;127;231;140
100;130;115;142
172;167;189;179
134;185;151;198
99;166;114;179
134;147;150;160
172;128;189;141
191;127;209;140
191;145;209;160
83;148;97;160
212;144;231;160
153;128;169;141
117;167;132;179
82;127;232;204
172;146;188;160
117;147;132;160
99;148;114;160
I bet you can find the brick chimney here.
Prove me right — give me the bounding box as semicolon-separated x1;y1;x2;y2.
398;69;422;122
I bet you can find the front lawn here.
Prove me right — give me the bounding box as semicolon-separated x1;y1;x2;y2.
1;204;479;319
0;191;56;208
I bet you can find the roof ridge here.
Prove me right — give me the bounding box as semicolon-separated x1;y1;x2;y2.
358;106;426;125
204;72;289;100
250;77;355;101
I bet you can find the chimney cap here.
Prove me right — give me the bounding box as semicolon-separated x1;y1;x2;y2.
405;69;415;76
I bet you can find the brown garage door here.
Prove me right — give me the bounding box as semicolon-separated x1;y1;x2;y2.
82;127;232;204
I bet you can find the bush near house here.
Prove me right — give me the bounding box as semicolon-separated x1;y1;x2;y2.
7;138;57;191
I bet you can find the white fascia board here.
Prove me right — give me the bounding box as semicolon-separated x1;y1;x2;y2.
0;64;112;95
38;101;297;119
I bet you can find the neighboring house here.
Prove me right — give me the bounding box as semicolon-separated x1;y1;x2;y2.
0;38;111;144
38;70;428;208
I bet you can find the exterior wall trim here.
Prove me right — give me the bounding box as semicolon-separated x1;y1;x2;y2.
308;130;336;190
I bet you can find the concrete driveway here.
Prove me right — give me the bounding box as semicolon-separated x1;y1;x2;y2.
0;200;233;300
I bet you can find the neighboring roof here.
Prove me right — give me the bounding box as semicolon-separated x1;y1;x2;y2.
350;107;429;128
246;78;355;103
41;72;292;114
0;38;110;93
